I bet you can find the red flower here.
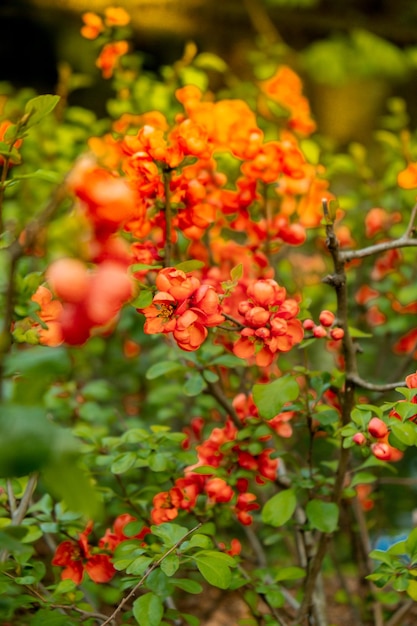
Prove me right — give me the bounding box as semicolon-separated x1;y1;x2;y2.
99;514;150;551
52;521;115;584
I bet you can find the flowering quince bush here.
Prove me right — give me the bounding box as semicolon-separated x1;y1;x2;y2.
3;9;417;626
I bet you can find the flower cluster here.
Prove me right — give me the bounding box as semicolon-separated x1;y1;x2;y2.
151;391;295;527
138;267;224;351
32;258;133;346
303;309;345;341
52;515;149;584
232;278;304;366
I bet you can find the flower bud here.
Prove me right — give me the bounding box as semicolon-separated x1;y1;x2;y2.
330;327;344;340
371;442;392;461
368;417;388;439
353;432;366;446
319;310;335;327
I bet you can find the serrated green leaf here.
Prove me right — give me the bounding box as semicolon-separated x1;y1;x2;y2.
306;500;339;533
253;376;299;420
261;489;297;527
133;592;164;626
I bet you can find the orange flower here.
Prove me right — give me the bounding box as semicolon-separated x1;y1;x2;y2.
259;65;316;136
205;477;234;503
397;162;417;189
99;514;150;551
151;489;182;524
52;521;115;584
233;279;304;367
365;207;402;238
234;492;259;525
96;40;129;79
355;285;379;305
31;286;63;346
69;163;138;226
104;7;131;26
80;12;104;39
0;120;23;165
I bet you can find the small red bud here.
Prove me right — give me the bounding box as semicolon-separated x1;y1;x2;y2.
303;318;315;330
330;327;344;340
353;432;366;446
371;442;392;461
319;310;335;327
368;417;388;439
313;325;327;338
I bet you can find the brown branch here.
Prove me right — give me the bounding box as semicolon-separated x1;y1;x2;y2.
347;374;406;392
340;202;417;262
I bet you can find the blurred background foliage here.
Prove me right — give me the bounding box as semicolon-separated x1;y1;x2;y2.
1;0;417;144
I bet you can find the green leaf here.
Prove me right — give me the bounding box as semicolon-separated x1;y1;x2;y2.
173;578;203;594
274;566;305;582
132;290;154;308
211;354;245;368
253;376;299;419
126;556;153;576
133;592;164;626
265;588;285;608
193;52;228;73
407;580;417;601
261;489;297;527
146;361;184;380
160;553;180;576
24;95;60;128
131;263;163;272
192;550;234;589
230;263;243;281
390;420;417;446
151;523;190;547
306;500;339;533
42;456;102;519
347;326;373;338
12;169;61;183
369;549;394;566
175;260;205;272
350;471;377;487
111;452;138;474
183;372;207;396
406;528;417;562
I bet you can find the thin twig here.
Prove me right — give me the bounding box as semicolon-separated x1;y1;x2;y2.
340;202;417;262
100;523;202;626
